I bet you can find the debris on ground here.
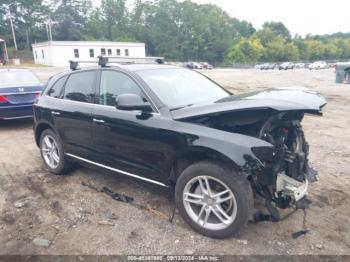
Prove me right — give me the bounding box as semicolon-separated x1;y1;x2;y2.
14;198;33;208
98;220;115;226
81;180;171;221
33;237;51;247
237;239;248;245
145;204;169;220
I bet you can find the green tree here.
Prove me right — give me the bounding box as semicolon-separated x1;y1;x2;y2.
227;38;264;63
101;0;128;41
263;21;291;40
52;0;92;41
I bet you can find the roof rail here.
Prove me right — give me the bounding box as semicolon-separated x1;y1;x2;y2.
103;56;165;64
68;56;165;70
69;60;79;70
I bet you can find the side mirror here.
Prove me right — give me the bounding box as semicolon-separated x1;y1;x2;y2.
116;93;153;112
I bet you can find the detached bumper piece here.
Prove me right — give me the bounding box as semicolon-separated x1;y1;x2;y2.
276;173;308;202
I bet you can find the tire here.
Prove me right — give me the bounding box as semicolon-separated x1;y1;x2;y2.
175;161;253;238
39;129;74;175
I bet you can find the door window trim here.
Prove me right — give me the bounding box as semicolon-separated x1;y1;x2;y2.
45;75;69;98
95;68;160;114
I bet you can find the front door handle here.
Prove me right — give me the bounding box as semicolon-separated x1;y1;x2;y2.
51;111;61;116
93;118;105;124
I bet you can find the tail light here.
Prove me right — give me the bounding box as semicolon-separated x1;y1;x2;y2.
0;95;8;103
35;92;42;97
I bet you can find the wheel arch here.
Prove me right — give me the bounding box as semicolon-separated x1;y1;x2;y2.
168;146;243;185
34;121;56;147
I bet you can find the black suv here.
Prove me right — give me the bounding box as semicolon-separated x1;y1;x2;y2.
34;62;326;238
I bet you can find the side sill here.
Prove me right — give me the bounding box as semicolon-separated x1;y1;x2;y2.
65;153;168;188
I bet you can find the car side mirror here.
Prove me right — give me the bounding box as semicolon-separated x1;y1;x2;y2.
116;93;153;112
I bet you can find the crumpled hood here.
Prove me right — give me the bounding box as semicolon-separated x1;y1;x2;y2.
171;87;327;120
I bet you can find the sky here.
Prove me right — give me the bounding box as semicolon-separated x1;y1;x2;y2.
191;0;350;36
91;0;350;36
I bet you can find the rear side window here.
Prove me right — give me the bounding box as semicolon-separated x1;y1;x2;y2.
48;76;67;98
64;71;95;103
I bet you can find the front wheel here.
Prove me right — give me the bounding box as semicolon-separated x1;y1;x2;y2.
175;161;253;238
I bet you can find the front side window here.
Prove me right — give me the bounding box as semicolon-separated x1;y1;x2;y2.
64;71;95;103
74;49;79;58
48;76;67;98
99;70;142;107
89;49;94;58
137;68;229;108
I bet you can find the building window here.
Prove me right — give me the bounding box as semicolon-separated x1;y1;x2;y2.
125;49;129;56
42;50;45;59
89;49;94;58
74;49;79;58
107;49;112;55
101;48;106;55
116;49;121;56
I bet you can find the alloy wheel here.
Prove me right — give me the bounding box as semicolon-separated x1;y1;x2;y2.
41;134;60;169
183;175;237;231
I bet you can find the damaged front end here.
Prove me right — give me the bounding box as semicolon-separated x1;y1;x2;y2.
247;111;318;217
185;109;321;218
172;87;326;219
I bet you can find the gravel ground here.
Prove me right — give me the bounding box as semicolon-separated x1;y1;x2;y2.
0;67;349;255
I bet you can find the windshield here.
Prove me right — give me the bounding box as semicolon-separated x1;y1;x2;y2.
137;68;229;108
0;70;39;86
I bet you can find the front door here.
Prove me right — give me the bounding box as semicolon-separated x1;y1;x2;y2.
91;69;166;184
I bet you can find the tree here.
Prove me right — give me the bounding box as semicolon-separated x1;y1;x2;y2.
52;0;92;41
263;21;291;40
101;0;128;41
227;38;264;63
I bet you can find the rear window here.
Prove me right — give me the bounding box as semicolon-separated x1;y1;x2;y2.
0;70;39;86
63;71;95;103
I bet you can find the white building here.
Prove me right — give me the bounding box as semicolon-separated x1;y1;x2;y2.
32;41;146;66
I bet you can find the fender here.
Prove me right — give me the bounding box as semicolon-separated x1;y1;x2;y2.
34;119;57;147
164;120;273;179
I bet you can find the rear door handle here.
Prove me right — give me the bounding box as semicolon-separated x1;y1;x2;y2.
93;118;105;124
51;111;61;116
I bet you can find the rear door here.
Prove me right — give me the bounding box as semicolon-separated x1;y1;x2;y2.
90;69;166;183
50;70;97;157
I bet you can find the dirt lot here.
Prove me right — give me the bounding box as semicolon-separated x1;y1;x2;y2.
0;67;349;255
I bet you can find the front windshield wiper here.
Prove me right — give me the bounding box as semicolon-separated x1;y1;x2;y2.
169;104;193;111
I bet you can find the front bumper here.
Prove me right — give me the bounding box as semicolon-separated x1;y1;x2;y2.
276;173;309;202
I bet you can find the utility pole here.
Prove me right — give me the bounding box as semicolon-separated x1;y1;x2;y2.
46;24;49;41
48;19;53;41
7;7;18;51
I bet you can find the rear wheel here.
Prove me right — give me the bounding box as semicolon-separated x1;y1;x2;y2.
175;161;253;238
40;129;74;175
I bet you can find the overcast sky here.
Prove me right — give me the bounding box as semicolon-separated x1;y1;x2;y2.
191;0;350;36
92;0;350;36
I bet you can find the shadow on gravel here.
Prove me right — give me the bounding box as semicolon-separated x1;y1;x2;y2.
0;118;33;129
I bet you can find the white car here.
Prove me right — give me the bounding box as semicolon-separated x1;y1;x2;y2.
309;61;328;70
